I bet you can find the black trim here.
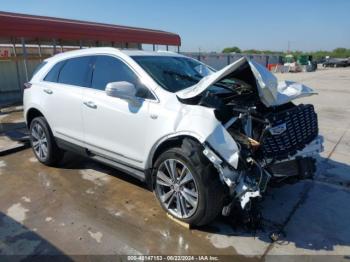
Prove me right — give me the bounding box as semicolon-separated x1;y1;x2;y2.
56;137;88;156
55;136;146;182
91;155;145;181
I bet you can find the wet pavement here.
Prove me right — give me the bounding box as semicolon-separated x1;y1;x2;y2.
0;67;350;260
0;106;28;155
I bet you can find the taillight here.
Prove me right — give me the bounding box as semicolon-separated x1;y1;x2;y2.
23;82;32;89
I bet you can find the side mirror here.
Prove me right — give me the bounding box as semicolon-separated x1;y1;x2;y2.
105;81;137;102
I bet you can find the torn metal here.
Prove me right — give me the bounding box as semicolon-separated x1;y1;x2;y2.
176;57;317;107
178;57;324;211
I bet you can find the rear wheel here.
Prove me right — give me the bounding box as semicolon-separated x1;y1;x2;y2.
30;117;64;166
153;139;226;226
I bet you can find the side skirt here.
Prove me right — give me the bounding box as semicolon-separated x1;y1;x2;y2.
55;137;146;182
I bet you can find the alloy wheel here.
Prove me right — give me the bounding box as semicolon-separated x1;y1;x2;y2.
31;122;48;160
156;159;199;219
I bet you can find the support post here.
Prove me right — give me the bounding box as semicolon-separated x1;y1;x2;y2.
21;38;29;82
52;39;57;54
153;44;155;51
177;46;180;53
12;40;22;93
79;40;83;49
166;45;169;51
38;41;42;58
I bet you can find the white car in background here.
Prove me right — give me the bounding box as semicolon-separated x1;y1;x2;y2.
24;48;323;226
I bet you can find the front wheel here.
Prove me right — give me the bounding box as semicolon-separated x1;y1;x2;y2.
153;139;226;226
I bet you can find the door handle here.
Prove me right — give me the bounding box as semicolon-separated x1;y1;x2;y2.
83;101;97;109
150;114;158;119
43;88;53;95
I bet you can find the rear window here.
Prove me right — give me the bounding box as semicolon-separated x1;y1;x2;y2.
31;61;47;78
58;56;93;87
44;61;65;82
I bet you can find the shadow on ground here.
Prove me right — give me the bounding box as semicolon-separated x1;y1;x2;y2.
55;151;350;253
0;212;71;260
192;156;350;253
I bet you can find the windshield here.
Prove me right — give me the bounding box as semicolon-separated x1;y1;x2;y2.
131;56;214;92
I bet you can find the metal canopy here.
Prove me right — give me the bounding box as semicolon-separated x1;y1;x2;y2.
0;11;181;46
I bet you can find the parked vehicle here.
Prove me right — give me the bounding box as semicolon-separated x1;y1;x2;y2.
323;58;349;67
24;48;323;225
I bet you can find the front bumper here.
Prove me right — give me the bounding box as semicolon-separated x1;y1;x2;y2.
203;136;324;210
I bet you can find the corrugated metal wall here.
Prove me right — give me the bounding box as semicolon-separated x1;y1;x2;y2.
184;53;283;70
0;50;283;107
0;58;41;106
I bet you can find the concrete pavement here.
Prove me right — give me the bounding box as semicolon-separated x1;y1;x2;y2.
0;67;349;260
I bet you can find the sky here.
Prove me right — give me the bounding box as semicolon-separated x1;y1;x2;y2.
1;0;349;52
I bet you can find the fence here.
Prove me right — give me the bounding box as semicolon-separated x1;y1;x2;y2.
184;53;283;70
0;57;42;106
0;49;284;107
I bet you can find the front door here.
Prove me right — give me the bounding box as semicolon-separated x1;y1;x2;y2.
82;55;156;169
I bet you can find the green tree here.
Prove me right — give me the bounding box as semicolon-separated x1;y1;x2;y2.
222;46;241;53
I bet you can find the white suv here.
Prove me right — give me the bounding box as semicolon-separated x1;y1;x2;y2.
24;48;323;225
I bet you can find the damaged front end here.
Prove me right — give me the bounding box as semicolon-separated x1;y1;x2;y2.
177;57;323;213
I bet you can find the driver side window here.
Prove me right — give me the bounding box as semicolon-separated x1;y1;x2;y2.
91;55;155;100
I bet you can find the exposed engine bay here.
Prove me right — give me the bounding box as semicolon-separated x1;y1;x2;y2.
178;59;323;213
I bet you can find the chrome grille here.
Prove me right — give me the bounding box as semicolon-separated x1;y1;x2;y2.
262;104;318;159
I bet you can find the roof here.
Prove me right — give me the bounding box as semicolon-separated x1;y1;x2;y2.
0;11;181;46
43;47;185;63
122;50;184;57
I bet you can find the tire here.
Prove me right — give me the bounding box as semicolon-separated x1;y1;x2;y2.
153;138;227;226
29;117;64;166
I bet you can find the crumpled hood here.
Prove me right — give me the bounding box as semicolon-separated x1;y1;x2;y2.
176;57;317;107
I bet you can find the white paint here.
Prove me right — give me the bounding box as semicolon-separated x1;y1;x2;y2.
114;211;123;217
0;160;6;168
45;217;53;222
106;207;123;217
6;203;29;224
80;169;110;186
38;172;52;188
85;188;95;195
29;157;38;163
21;196;31;203
88;230;103;243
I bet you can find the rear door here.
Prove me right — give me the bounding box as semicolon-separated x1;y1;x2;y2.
41;56;93;146
82;55;156;169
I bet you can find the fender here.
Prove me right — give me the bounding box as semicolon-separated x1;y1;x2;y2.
145;131;204;170
146;108;240;170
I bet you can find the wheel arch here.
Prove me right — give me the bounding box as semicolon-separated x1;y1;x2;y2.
147;133;204;170
26;107;45;128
